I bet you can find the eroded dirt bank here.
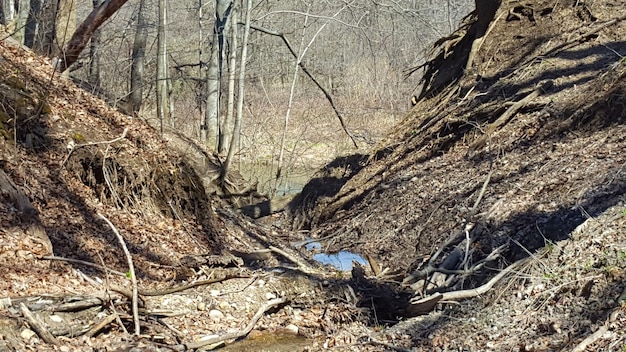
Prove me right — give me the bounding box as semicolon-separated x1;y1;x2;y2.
290;0;626;349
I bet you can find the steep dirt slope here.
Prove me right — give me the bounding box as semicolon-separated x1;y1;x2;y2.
0;32;360;351
296;0;626;350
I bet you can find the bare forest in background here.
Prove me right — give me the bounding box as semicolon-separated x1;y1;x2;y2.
1;0;472;193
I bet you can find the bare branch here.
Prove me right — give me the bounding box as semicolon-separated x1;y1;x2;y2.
98;212;140;336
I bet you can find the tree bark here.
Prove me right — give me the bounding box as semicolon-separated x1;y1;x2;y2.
129;0;146;114
202;0;231;149
57;0;130;72
222;0;249;183
88;0;103;85
222;7;237;157
23;0;40;48
0;0;14;25
156;0;170;131
33;0;58;56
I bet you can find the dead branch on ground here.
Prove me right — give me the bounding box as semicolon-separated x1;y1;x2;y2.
20;303;59;344
469;80;553;152
40;255;127;276
182;297;287;350
98;212;140;336
110;272;251;299
85;314;118;338
407;258;526;315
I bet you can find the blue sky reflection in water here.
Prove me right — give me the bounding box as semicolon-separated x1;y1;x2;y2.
313;251;368;271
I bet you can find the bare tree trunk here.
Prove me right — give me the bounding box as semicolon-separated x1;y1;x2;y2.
57;0;130;72
222;7;237;156
23;0;40;48
129;0;146;114
276;5;310;187
275;3;351;187
0;0;16;25
156;0;170;131
466;0;501;70
32;0;57;56
202;0;231;149
222;0;250;183
88;0;103;85
55;0;75;55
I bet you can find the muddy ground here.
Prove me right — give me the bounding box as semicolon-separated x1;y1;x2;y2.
1;0;626;351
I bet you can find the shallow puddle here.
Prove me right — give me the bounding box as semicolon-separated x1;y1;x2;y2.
217;332;312;352
313;251;368;271
304;240;368;271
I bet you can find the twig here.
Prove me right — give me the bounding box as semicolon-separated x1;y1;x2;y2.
530;15;626;63
184;297;287;350
470;159;494;215
63;127;128;165
269;246;319;275
85;313;118;338
98;212;140;336
248;24;358;148
167;200;202;248
110;273;250;298
97;252;129;335
469;80;553;152
572;325;610;352
408;258;526;315
40;255;127;277
20;303;59;344
440;258;525;300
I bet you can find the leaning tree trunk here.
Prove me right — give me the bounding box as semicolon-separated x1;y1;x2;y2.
57;0;130;72
88;0;104;85
129;0;147;114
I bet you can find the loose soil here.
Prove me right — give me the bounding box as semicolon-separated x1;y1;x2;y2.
1;1;626;351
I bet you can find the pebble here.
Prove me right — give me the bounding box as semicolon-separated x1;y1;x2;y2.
265;292;277;300
197;302;207;311
209;309;224;320
284;324;299;335
20;328;36;341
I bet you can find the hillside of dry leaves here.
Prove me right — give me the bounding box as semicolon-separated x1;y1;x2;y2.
291;0;626;350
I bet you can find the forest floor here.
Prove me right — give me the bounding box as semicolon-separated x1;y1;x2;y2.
1;0;626;351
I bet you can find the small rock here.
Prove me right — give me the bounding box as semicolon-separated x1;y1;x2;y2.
50;314;64;323
265;292;277;300
284;324;299;335
219;301;230;310
197;302;207;311
210;290;220;297
60;346;71;352
209;309;224;320
20;328;36;341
